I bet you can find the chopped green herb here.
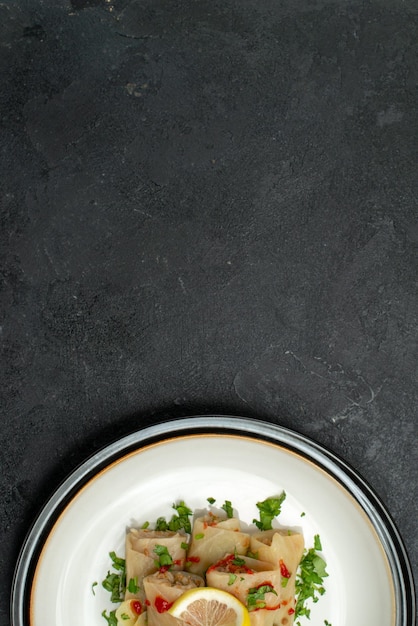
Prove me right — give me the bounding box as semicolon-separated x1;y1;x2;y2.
324;621;332;625
295;535;328;620
281;576;289;588
109;551;126;572
155;516;168;531
101;609;118;626
141;521;150;529
121;614;130;621
101;552;126;603
127;577;139;594
153;544;174;568
228;573;237;585
247;584;277;611
221;500;234;518
207;497;216;504
181;541;189;550
253;493;286;530
232;552;246;566
91;581;98;595
195;533;205;540
155;501;193;534
102;572;124;603
170;501;193;533
246;550;258;559
300;512;306;517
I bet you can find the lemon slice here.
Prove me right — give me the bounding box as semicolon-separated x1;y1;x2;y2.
168;586;251;626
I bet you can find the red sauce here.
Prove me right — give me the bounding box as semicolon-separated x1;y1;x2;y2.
154;596;174;613
288;608;295;615
130;600;143;615
207;553;254;575
187;556;200;563
279;559;291;579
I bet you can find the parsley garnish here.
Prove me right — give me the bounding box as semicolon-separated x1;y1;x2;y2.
221;500;234;518
295;535;328;620
109;551;125;572
155;501;193;533
127;577;139;594
253;493;286;530
101;609;118;626
101;552;126;603
231;549;246;566
228;573;237;585
153;544;174;568
247;584;277;610
207;497;216;504
246;550;258;559
91;581;98;595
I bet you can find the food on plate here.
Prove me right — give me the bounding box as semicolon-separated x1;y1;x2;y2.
186;513;250;577
125;529;187;602
98;495;329;626
206;552;291;626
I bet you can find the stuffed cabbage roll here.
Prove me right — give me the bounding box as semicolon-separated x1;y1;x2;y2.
143;569;205;626
248;530;305;626
186;513;250;577
206;553;289;626
249;529;304;573
125;528;187;600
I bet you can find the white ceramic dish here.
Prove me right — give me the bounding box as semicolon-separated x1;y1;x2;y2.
11;416;415;626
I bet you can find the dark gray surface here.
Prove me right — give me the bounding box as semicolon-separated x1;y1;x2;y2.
1;0;417;623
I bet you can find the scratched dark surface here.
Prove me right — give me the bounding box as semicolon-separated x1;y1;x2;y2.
1;0;417;623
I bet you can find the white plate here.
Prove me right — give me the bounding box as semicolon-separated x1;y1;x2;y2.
11;416;415;626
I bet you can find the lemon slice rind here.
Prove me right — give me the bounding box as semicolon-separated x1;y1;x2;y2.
168;587;251;626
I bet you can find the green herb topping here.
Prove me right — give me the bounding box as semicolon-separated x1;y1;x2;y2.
295;534;328;621
155;501;193;534
127;577;139;594
153;544;174;568
247;584;277;611
101;552;126;603
221;500;234;518
253;493;286;530
232;552;246;566
101;609;117;626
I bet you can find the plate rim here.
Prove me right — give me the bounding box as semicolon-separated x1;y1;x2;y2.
11;415;416;626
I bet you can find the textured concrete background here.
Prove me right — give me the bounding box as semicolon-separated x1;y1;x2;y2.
1;0;417;623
